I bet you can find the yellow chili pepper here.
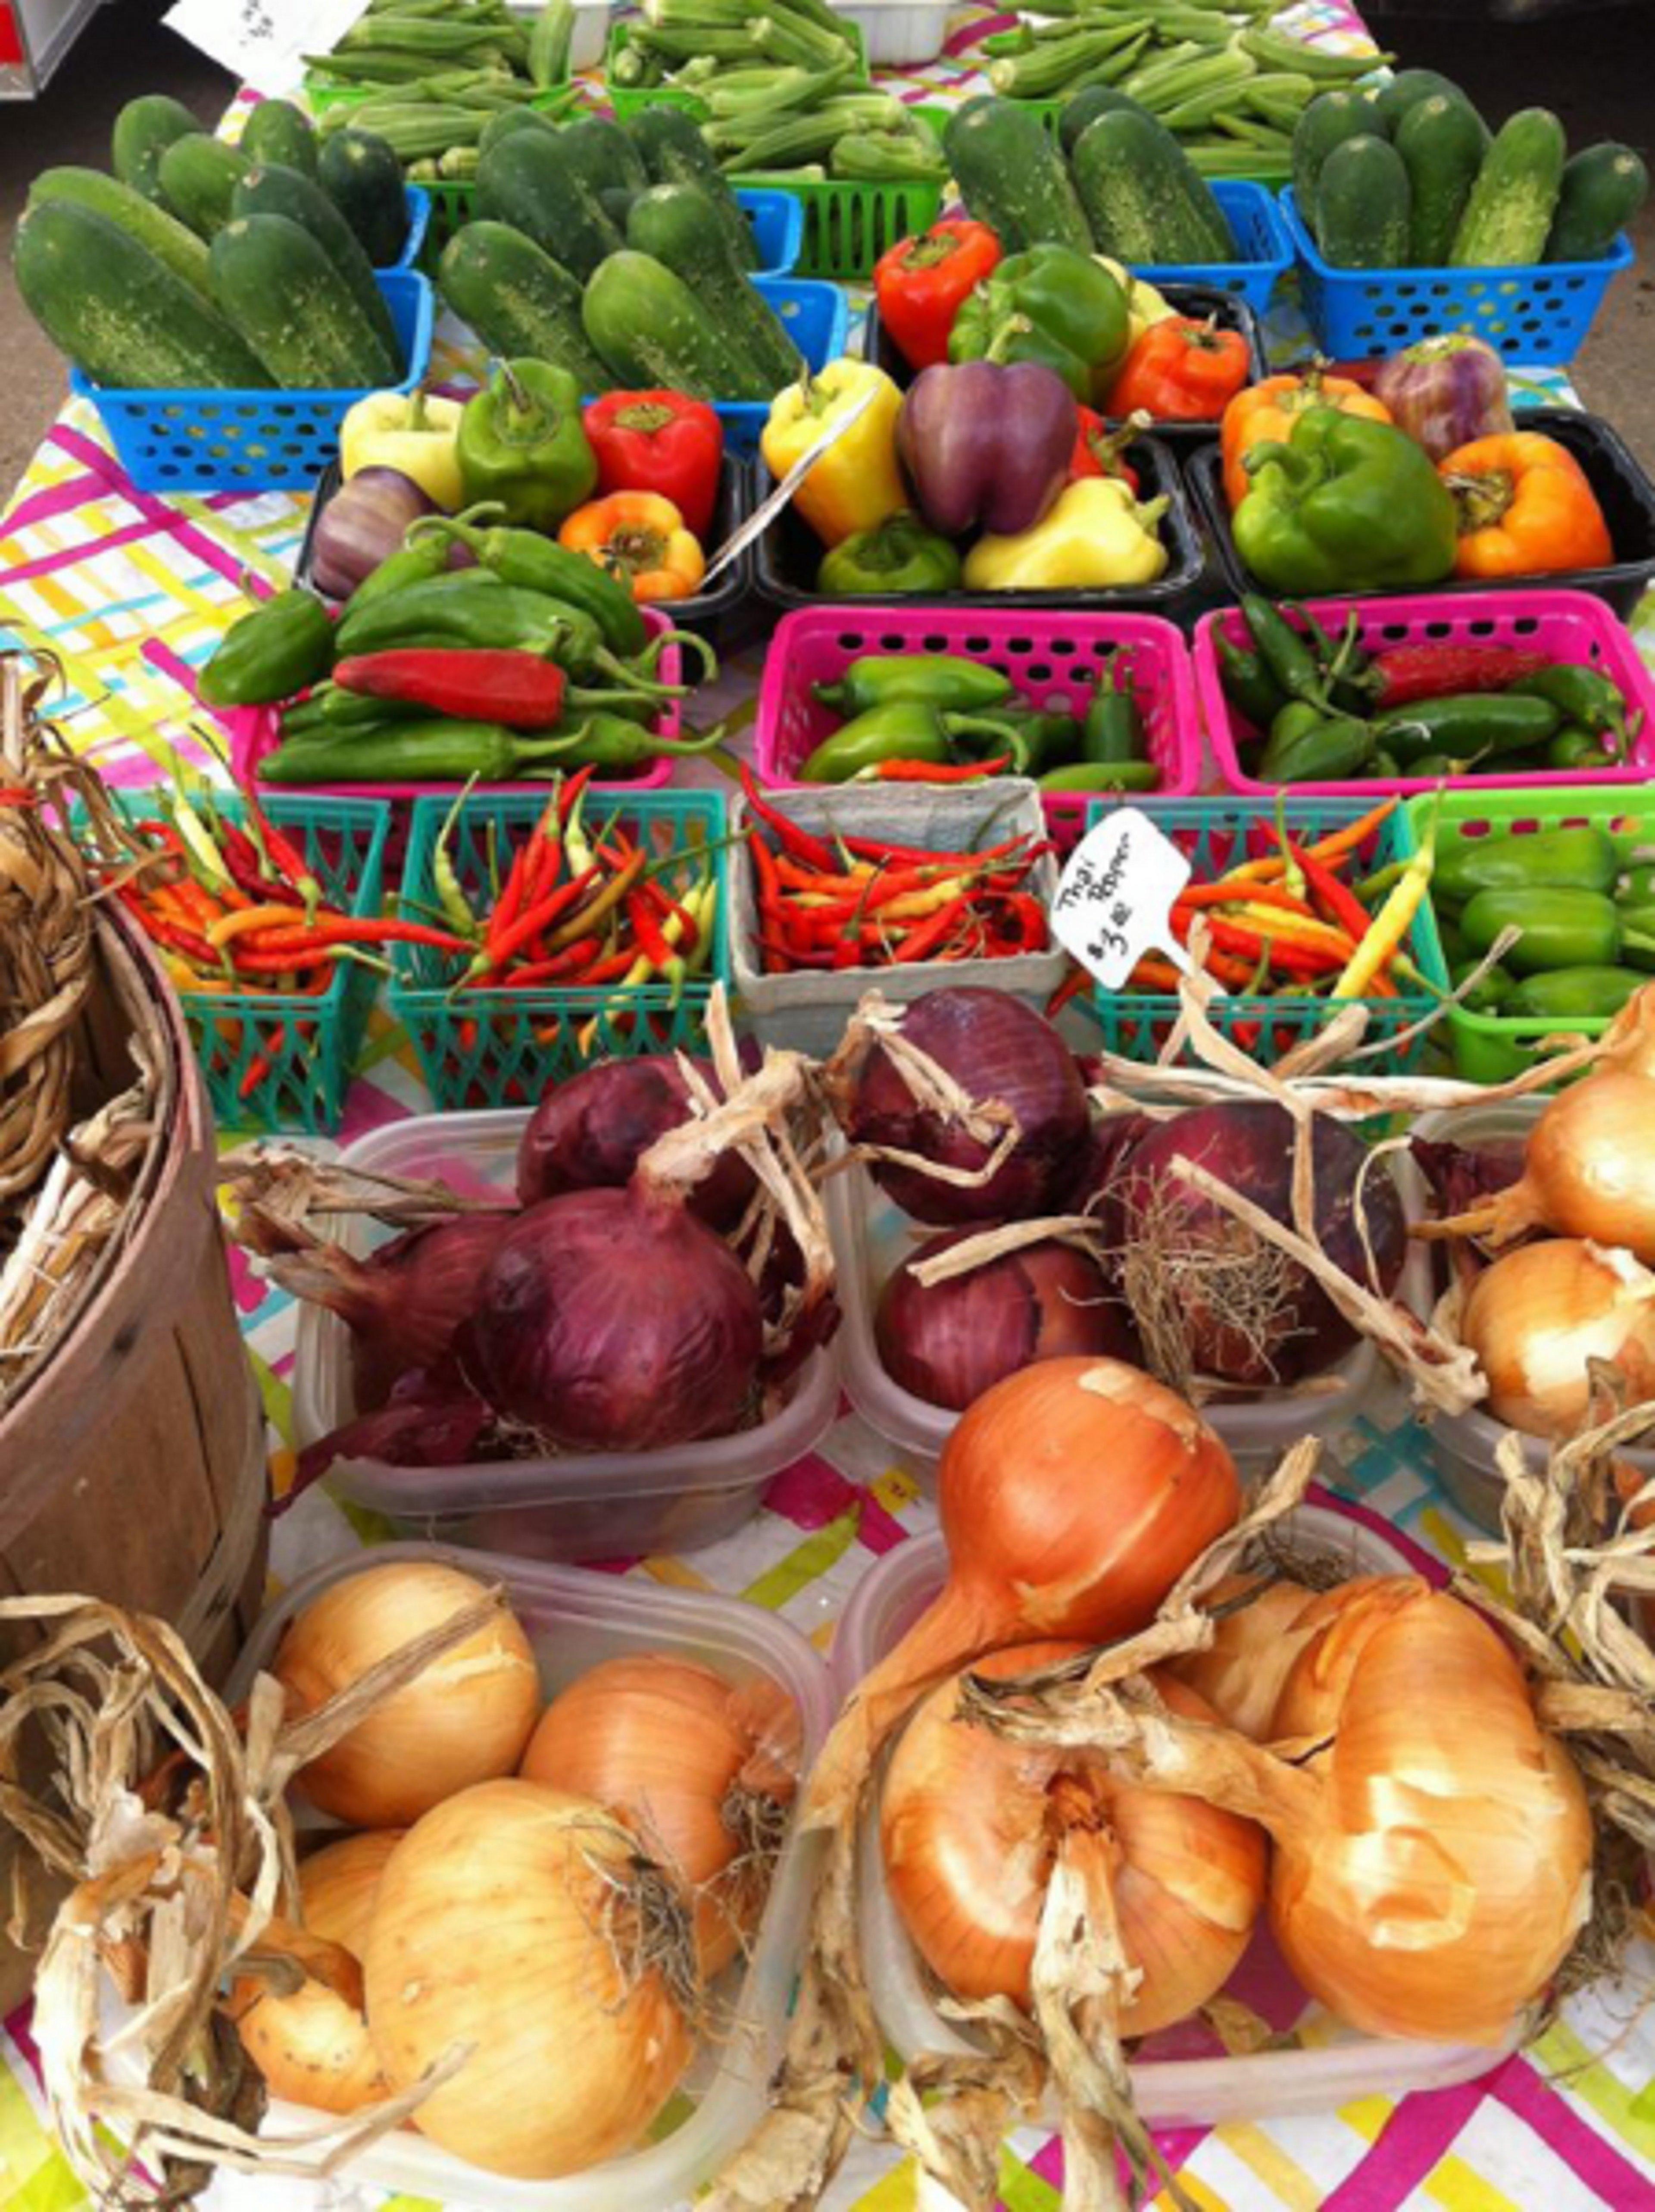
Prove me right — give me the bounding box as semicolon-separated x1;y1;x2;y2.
1331;835;1435;999
205;902;309;948
1223;902;1355;956
760;357;907;548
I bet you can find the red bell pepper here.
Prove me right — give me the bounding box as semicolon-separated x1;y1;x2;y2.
873;218;1002;372
583;390;723;539
1068;407;1143;491
1105;317;1251;423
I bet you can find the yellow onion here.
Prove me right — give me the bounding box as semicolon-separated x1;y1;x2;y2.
1476;1073;1655;1262
229;1830;403;2114
1461;1238;1655;1437
520;1654;800;1975
274;1561;541;1826
363;1780;696;2178
1167;1574;1320;1741
881;1645;1266;2037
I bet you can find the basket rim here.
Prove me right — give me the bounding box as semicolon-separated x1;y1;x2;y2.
1279;184;1636;284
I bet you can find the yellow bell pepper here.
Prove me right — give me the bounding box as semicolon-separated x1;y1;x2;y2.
962;476;1171;592
339;388;465;509
1094;259;1177;352
760;357;907;548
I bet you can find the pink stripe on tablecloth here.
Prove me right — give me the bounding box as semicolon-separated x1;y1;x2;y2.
6;2003;40;2070
764;1453;860;1530
1493;2055;1655;2203
2;469;117;533
0;514;180;587
337;1082;418;1148
48;426;262;595
228;1245;272;1317
1320;2068;1496;2209
1024;2124;1214;2198
946;11;1012;54
857;1493;907;1554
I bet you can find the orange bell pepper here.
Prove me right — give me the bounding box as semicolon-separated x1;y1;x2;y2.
1220;363;1392;510
557;490;706;602
1104;316;1251;423
1437;432;1613;579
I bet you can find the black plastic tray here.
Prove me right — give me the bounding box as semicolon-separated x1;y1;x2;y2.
860;283;1269;450
1184;408;1655;623
753;432;1208;619
296;454;755;629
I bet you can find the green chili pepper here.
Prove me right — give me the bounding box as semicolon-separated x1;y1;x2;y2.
1459;885;1655;976
411;505;648;658
540;713;729;771
1214;629;1287;732
1372;748;1402;778
1259;708;1373;784
1288;600;1374;715
1547;725;1621;770
799;700;952;782
1037;759;1161;792
1082;677;1146;766
1504;966;1648;1021
334;578;609;670
1240;596;1330;710
1621;865;1655;905
261;718;585;784
1373;692;1561;766
811;654;1014;717
1511;663;1629;738
1434;825;1618;907
348;532;459;609
198;590;334;708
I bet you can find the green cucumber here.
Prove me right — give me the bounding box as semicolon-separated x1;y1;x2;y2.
943;95;1092;256
625;106;756;271
560;117;648;203
1451;108;1567;266
1071;107;1232;263
240;98;318;179
210;215;401;389
478;106;560;157
1546;143;1649;261
27;167;213;298
1315;134;1411;267
1396;94;1486;266
111;94;202;205
1372;69;1471;137
476;128;624;283
582;248;765;400
625;184;802;388
158;135;251;239
1291;88;1380;219
319;128;410;268
436;221;612;389
1057;85;1140;161
13;200;273;390
233;163;401;360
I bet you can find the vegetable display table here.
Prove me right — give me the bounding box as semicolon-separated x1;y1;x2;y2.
1;6;1653;2209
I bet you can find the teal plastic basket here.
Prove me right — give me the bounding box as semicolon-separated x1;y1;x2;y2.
1080;796;1448;1074
161;795;390;1135
389;789;731;1111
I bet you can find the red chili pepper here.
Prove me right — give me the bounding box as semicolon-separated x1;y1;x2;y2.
627;887;674;971
249;916;474;955
1287;838;1372;942
1068;407;1143;491
583;390;723;539
1046;965;1093;1020
873;217;1003;372
1190;914;1344;979
334;649;568;730
472;861;602;977
740;767;840;872
865;754;1015;783
893;895;975;964
116;886;219;971
1369;643;1553;710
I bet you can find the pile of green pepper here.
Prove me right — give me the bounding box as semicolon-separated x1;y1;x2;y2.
796;651;1161;794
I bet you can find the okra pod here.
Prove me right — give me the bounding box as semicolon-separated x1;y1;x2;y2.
1238;25;1391;79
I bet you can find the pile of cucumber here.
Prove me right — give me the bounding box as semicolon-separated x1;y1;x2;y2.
1294;69;1649;270
14;96;417;392
943;91;1242;266
437;109;805;399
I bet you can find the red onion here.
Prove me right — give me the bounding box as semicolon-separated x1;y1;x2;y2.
1412;1135;1527;1219
1373;335;1514;465
1064;1110;1153;1214
840;989;1089;1225
456;1190;764;1450
875;1228;1136;1411
1109;1102;1406;1387
517;1057;755;1232
288;1371;495;1514
310;466;437;600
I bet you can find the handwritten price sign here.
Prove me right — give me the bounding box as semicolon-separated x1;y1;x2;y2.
164;0;369;95
1051;807;1216;993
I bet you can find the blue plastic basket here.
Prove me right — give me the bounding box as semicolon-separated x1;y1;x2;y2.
717;279;849;453
741;188;804;278
1134;181;1293;315
69;270;435;494
1280;187;1636;363
387;185;431;272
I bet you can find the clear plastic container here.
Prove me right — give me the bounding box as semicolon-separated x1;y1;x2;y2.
830;0;949;63
291;1110;840;1561
217;1540;833;2210
836;1504;1513;2122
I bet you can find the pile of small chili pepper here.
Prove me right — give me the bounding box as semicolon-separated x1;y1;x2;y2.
742;767;1050;973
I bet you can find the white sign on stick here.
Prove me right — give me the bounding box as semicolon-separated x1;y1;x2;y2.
163;0;369;97
1051;806;1217;993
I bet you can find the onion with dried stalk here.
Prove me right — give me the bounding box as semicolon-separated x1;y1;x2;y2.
1456;1239;1655;1438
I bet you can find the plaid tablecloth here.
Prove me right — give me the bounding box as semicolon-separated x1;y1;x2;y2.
3;8;1655;2207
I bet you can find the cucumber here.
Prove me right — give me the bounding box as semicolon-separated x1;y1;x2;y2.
1071;108;1232;263
626;184;802;390
1372;69;1471;137
561;118;648;203
1546;142;1649;261
319;129;409;268
240;98;318;179
943;96;1092;256
625;106;756;271
476;128;624;283
599;186;638;234
211;216;402;390
1057;84;1140;161
1451;108;1567;266
1396;94;1486;266
27;167;213;299
582;249;765;400
478;107;560;157
233;163;401;361
1291;89;1381;223
437;221;612;389
112;94;201;205
13;200;273;390
158;135;251;239
1315;134;1411;268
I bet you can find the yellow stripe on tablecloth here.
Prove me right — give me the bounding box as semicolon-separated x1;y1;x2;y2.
742;1508;861;1610
871;1464;923;1515
1148;2167;1227;2211
642;1556;715;1591
122;540;240;631
1215;2122;1324;2209
850;2161;920;2211
169;494;300;591
0;2066;83;2212
0;611;174;771
1338;2093;1394;2145
1529;2018;1655;2162
1422;2153;1522;2212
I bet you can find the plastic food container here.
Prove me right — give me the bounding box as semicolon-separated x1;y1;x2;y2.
220;1537;832;2211
728;780;1067;1056
291;1110;841;1560
830;0;949;64
1197;587;1655;800
1280;185;1636;366
839;1504;1512;2120
69;270;435;494
752;602;1203;850
753;432;1208;626
1185;407;1655;622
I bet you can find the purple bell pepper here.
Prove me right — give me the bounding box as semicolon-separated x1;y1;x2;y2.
896;360;1078;539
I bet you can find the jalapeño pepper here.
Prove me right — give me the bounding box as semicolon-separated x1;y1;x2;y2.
812;655;1013;716
1433;825;1618;907
1082;675;1147;765
1240;596;1331;710
1548;726;1621;768
1505;967;1648;1021
198;590;334;709
990;709;1084;775
1215;629;1287;732
1038;759;1160;792
1373;692;1561;766
1260;707;1373;784
1459;885;1655;976
1510;663;1629;738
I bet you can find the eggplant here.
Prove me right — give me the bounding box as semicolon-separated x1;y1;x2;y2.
896;360;1077;539
309;465;436;601
1373;335;1514;464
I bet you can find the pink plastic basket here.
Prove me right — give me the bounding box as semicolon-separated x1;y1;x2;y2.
754;606;1202;847
1196;588;1655;800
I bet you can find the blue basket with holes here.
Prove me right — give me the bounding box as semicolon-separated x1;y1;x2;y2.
386;185;431;271
1280;188;1635;364
1134;182;1293;315
69;270;434;494
716;278;849;453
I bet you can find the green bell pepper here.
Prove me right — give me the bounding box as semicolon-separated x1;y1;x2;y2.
456;359;598;533
1233;409;1458;598
815;512;962;597
1504;967;1647;1022
1459;885;1655;976
948;245;1130;404
1434;825;1619;907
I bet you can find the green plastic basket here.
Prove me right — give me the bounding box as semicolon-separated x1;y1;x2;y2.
1082;796;1448;1074
1409;785;1655;1085
388;789;731;1111
160;795;390;1135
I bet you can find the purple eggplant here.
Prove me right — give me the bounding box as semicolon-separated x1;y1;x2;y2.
1373;335;1514;464
897;360;1077;539
309;465;436;600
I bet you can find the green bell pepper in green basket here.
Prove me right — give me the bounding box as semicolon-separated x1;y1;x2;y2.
1504;967;1648;1021
1233;410;1459;597
949;246;1130;404
816;513;963;598
456;359;598;533
1434;825;1619;907
1460;885;1655;976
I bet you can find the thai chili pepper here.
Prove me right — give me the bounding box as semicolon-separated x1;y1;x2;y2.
858;755;1017;784
1331;832;1435;998
892;896;976;963
1369;642;1552;710
584;390;723;539
740;764;837;872
874;217;1003;373
468;863;602;978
